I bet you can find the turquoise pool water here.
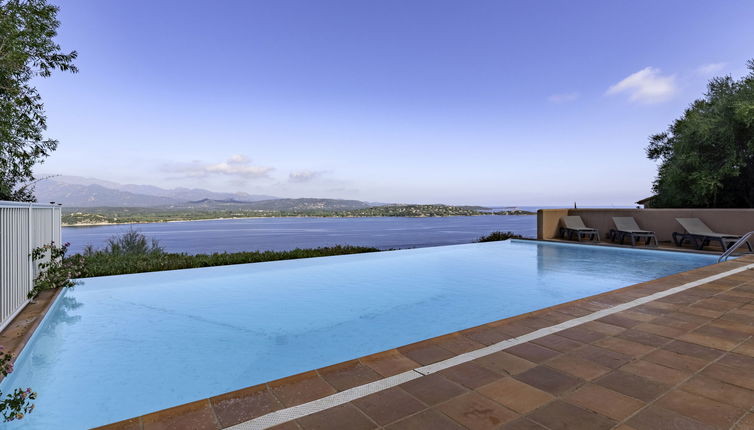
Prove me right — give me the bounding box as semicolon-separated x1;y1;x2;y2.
1;240;716;429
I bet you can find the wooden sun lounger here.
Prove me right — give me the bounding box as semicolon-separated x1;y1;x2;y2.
560;216;600;242
609;217;658;247
672;218;752;251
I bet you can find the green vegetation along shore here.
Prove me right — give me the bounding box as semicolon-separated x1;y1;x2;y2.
78;245;382;277
75;230;523;277
62;204;535;226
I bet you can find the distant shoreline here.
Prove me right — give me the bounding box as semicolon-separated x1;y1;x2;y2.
64;216;271;227
62;212;535;227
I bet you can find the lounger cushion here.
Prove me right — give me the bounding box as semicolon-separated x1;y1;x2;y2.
676;218;738;238
561;216;596;231
612;217;654;234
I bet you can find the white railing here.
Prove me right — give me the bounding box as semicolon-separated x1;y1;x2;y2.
0;201;62;330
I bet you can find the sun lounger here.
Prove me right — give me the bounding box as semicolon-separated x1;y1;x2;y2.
609;217;658;246
673;218;752;251
560;216;600;242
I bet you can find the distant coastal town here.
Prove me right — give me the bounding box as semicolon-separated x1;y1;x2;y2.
62;203;535;226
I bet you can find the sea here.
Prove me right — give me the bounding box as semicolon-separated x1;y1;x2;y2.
62;214;538;255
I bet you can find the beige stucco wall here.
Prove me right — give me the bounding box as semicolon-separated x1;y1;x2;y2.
537;209;569;240
538;208;754;243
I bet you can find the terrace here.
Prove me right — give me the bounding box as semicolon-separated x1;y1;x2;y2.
0;247;752;429
81;255;754;430
1;205;753;430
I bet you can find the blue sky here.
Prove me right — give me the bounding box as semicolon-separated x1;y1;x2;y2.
36;0;754;205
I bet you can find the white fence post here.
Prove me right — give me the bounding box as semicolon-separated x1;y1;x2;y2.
0;201;63;331
28;204;33;300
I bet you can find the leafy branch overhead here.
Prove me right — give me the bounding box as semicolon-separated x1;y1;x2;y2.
0;0;77;201
647;59;754;208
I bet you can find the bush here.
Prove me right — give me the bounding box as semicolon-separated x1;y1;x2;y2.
75;229;381;277
29;242;84;298
76;245;381;278
477;231;522;242
94;228;164;256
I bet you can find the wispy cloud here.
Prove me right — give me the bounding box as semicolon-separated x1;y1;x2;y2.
288;170;325;183
164;154;273;180
547;92;579;103
697;62;726;75
606;67;677;104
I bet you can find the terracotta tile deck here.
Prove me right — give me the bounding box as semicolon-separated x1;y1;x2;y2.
70;256;754;429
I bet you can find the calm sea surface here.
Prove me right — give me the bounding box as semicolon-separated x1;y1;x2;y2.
62;215;537;255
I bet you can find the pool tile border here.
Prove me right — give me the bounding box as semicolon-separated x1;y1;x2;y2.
94;255;754;430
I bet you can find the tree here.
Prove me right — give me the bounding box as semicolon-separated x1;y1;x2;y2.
646;60;754;208
0;0;77;201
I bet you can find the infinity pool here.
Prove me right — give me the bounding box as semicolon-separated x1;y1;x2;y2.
1;240;717;429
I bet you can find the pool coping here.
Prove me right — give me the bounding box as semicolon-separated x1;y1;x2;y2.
93;254;754;430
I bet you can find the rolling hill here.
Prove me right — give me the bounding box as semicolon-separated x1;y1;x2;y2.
33;175;278;207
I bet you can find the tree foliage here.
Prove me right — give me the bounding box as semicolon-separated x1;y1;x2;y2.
477;231;523;242
647;60;754;208
0;0;76;201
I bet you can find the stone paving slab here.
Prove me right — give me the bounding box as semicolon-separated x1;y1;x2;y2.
80;256;754;429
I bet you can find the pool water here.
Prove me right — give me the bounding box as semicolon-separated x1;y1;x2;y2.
1;240;716;429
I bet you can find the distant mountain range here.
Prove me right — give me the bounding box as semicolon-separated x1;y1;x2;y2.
176;198;373;211
35;175;505;218
34;175;279;207
32;175;538;226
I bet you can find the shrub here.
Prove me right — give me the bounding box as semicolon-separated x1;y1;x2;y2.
97;228;163;256
75;229;380;277
29;242;84;298
76;245;381;278
477;231;523;242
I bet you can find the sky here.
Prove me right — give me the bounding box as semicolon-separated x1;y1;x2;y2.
34;0;754;205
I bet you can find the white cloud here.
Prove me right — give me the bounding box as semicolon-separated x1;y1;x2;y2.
606;67;677;104
164;155;273;180
547;92;579;103
697;62;726;75
227;154;250;164
288;170;325;183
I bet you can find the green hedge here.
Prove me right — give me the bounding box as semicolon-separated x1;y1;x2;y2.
76;245;381;278
477;231;523;242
